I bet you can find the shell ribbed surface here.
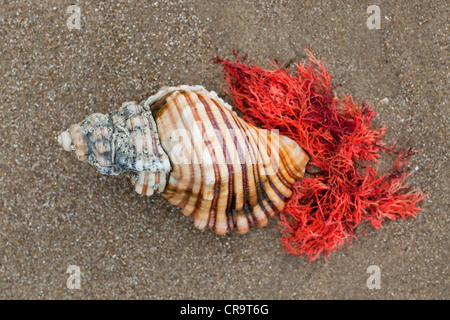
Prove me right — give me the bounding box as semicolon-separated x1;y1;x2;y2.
146;86;309;234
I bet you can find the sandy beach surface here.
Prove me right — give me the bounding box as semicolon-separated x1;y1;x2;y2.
0;0;448;299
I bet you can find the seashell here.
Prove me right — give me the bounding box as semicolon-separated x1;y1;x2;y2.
58;85;309;234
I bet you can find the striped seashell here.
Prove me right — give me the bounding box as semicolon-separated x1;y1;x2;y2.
57;85;309;234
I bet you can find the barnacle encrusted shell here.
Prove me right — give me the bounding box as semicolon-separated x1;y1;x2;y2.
58;100;171;195
58;85;310;234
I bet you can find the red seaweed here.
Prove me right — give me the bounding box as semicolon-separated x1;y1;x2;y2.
214;51;426;261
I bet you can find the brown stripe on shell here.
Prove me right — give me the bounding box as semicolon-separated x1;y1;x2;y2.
251;128;293;208
214;93;271;227
187;91;233;234
147;86;309;235
206;93;265;232
173;95;205;221
228;109;277;222
196;93;240;234
142;172;148;195
184;92;223;231
250;125;304;214
148;92;172;119
170;93;200;214
209;97;257;233
211;93;273;228
155;94;193;211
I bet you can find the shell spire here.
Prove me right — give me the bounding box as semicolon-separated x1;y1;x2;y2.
57;100;172;195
